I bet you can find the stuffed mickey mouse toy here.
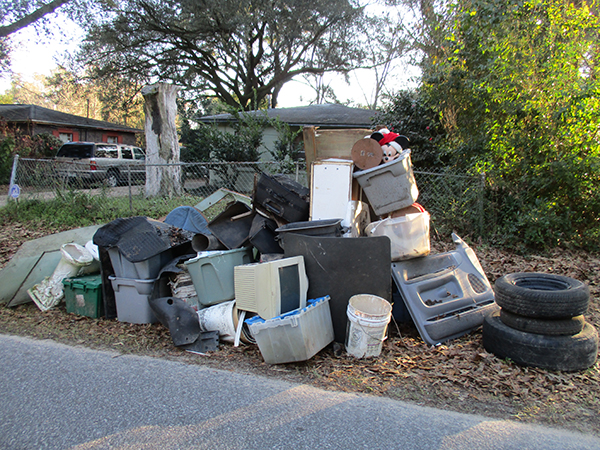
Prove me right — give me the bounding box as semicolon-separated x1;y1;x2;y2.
370;128;410;163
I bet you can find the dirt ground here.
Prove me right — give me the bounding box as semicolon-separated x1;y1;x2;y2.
0;222;599;437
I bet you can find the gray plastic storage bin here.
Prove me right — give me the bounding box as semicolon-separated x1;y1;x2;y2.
108;247;173;280
184;247;254;307
353;149;419;216
109;275;158;324
246;296;334;364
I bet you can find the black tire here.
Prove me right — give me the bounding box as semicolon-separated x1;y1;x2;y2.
494;272;589;319
105;170;120;188
482;311;598;372
499;309;586;336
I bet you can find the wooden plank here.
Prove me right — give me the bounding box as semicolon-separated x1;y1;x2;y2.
303;126;318;176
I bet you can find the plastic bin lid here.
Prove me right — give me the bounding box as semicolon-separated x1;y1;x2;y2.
245;296;330;326
62;274;103;289
93;216;194;262
164;206;211;235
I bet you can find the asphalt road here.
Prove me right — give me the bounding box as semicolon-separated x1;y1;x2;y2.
1;334;599;450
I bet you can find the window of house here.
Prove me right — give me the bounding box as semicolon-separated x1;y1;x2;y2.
59;133;73;143
107;136;119;144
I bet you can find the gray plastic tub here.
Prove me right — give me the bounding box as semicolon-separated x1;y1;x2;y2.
184;247;254;307
109;276;158;324
246;296;334;364
108;247;173;280
353;149;419;215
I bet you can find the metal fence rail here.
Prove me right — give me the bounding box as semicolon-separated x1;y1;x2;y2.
5;156;483;238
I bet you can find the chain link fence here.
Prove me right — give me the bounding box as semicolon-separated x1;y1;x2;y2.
412;168;485;239
4;156;306;205
4;156;484;238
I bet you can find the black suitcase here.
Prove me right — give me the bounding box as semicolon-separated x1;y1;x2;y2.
253;173;310;223
249;214;283;255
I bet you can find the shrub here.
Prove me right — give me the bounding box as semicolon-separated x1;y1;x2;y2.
0;121;63;183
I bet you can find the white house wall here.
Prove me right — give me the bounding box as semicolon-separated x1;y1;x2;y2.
214;124;294;162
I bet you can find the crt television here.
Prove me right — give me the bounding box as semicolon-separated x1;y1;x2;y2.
234;256;308;320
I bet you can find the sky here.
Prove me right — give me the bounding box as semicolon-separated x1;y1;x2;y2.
0;17;420;109
0;18;84;93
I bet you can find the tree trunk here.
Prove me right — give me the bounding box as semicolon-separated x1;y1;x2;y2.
142;83;182;198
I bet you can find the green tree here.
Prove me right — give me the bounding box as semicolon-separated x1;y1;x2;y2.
74;0;385;110
0;0;71;38
420;0;600;249
44;67;145;128
4;68;145;129
3;74;50;106
268;118;304;172
0;120;62;182
300;7;411;107
374;89;447;167
0;89;14;103
182;111;267;163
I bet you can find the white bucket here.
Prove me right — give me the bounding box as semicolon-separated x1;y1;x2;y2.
196;300;254;344
345;294;392;358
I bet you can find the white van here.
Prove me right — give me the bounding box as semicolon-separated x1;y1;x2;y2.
55;142;146;187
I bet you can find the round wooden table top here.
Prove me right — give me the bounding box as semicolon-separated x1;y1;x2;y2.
351;138;383;170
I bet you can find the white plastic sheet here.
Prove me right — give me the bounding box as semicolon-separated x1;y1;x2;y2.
365;212;430;261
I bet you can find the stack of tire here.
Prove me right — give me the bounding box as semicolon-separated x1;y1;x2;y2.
483;272;598;372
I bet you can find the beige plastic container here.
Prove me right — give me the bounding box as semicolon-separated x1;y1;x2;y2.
365;212;430;261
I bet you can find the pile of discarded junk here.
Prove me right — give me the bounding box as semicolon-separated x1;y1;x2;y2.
1;128;596;371
0;129;497;361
